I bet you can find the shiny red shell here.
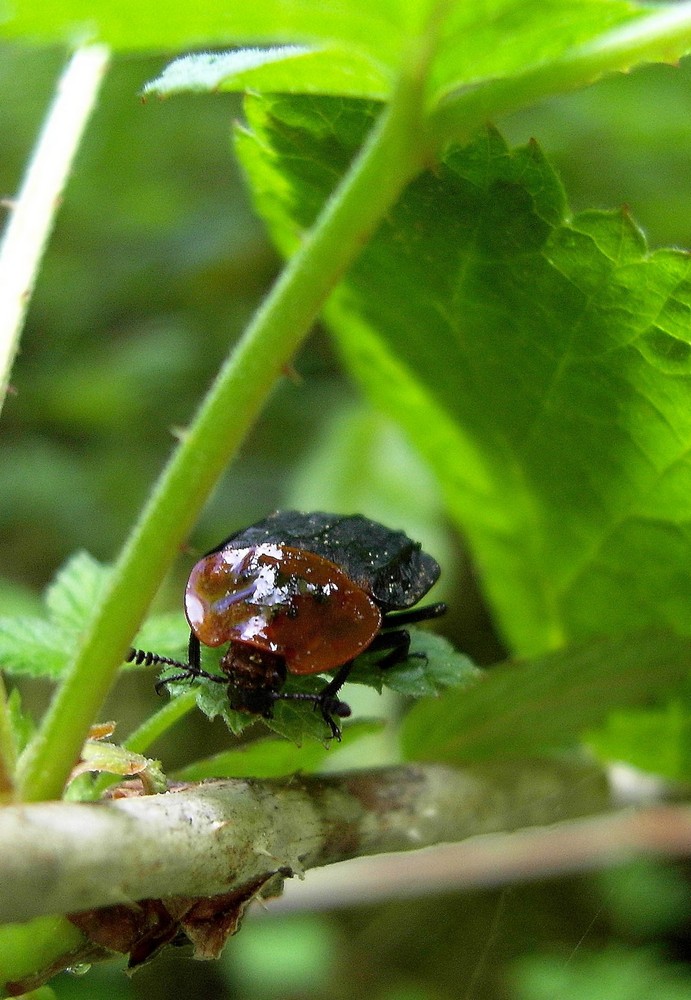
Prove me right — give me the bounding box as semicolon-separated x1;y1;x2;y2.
184;544;382;675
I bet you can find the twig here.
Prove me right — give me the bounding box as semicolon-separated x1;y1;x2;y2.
0;759;608;925
268;802;691;912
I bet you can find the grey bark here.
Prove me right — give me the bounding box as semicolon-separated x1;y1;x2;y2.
0;759;609;924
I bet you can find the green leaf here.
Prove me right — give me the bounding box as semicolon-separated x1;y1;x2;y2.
0;551;187;680
141;2;691;120
237;96;691;656
353;631;478;698
400;631;691;764
165;667;354;743
145;45;392;101
176;668;348;743
160;624;466;743
65;739;167;798
0;0;415;60
174;718;382;780
153;0;664;106
429;0;646;103
8;1;691;117
0;616;67;678
0;551;114;679
261;679;338;743
45;550;110;634
586;697;691;782
19;551;185;685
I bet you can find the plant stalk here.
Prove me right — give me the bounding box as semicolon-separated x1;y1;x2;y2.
0;44;110;418
0;674;16;800
16;60;432;802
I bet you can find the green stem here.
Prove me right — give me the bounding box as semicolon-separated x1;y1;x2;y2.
0;916;87;993
0;45;109;419
123;689;198;755
430;3;691;145
0;674;16;800
16;63;431;803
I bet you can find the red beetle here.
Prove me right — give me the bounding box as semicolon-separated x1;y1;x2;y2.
128;511;445;737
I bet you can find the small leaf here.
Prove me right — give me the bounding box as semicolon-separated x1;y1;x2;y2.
174;719;382;780
67;740;167;795
45;551;111;633
262;681;333;743
0;616;68;678
265;629;472;742
0;0;412;60
0;551;186;681
159;625;469;743
0;551;112;679
145;46;391;101
353;631;479;697
400;631;691;764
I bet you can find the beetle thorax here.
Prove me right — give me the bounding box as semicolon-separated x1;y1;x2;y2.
220;643;286;718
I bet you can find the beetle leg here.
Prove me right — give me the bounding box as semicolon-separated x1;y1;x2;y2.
369;602;446;670
188;632;202;670
270;660;355;740
268;686;352;740
315;660;356;738
154;665;227;695
320;697;351;741
317;659;356;700
365;628;414;668
381;601;446;629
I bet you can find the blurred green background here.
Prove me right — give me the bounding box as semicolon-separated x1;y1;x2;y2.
0;44;689;1000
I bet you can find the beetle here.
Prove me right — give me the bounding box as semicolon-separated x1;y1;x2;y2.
127;511;446;738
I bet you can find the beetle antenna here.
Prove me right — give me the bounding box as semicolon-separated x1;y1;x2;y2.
126;647;189;670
